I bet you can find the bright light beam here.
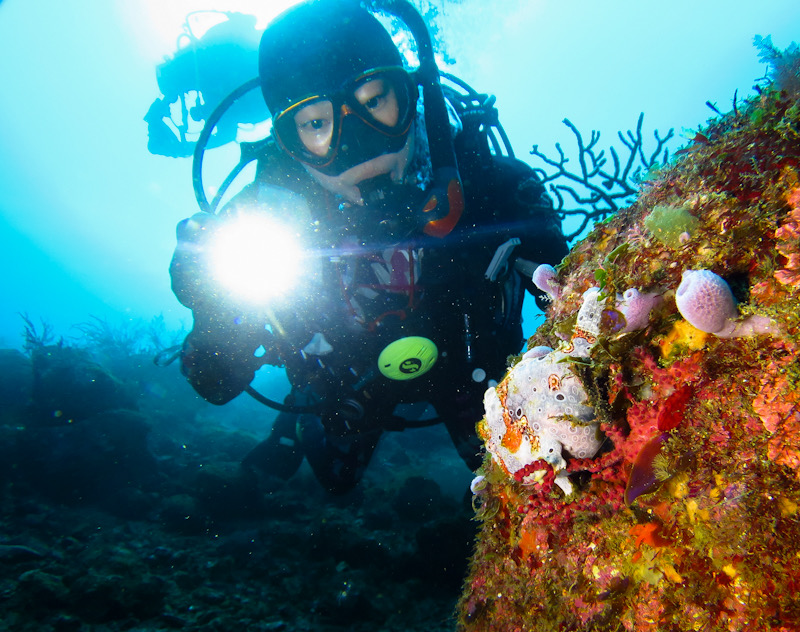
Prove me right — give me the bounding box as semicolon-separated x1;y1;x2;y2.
209;214;305;304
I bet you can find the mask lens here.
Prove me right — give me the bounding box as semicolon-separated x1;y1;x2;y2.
350;68;414;134
354;77;400;127
292;99;335;157
274;96;337;161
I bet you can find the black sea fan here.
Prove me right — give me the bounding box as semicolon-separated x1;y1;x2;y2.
754;34;800;97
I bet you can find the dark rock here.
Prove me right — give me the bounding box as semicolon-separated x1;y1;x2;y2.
28;344;136;425
393;475;447;522
13;409;159;506
192;428;259;462
195;586;227;605
68;571;167;622
215;528;269;562
146;545;179;565
415;516;478;591
0;544;45;563
159;612;189;628
256;622;287;631
0;349;32;422
103;487;158;520
361;508;394;531
50;613;82;632
193;462;266;521
159;493;206;535
17;569;69;607
314;577;375;625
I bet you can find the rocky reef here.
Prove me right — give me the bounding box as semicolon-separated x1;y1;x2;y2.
458;43;800;632
0;318;474;631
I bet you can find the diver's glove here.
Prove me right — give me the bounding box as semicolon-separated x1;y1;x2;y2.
179;309;268;405
170;212;274;403
170;212;223;312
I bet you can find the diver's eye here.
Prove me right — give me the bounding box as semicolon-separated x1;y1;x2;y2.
361;88;390;111
301;119;327;131
354;78;399;126
355;79;386;107
292;100;335;156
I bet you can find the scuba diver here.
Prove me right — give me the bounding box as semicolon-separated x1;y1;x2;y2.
145;11;265;158
169;0;568;495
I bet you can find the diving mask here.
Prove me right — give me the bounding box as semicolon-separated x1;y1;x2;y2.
272;67;419;176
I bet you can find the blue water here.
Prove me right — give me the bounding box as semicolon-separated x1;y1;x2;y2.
1;1;799;348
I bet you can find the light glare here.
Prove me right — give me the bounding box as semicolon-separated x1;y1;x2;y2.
210;214;304;304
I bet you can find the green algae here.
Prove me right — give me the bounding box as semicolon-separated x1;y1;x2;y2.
643;203;700;248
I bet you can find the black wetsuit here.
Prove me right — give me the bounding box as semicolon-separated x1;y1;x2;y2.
170;133;568;495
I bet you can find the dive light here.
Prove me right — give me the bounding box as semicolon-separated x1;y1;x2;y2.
208;212;307;305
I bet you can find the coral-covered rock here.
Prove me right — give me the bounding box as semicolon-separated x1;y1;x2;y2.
775;187;800;288
459;57;800;632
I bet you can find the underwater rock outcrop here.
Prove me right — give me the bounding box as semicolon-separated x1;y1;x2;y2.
458;48;800;632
